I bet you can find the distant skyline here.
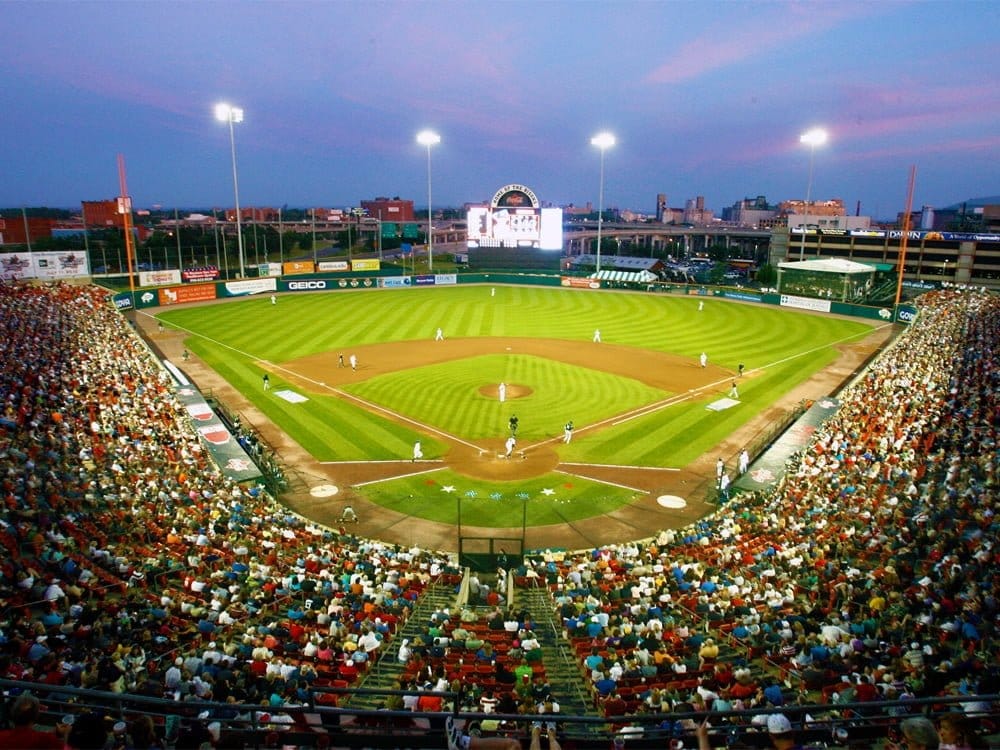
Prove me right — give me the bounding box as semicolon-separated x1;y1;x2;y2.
2;1;998;219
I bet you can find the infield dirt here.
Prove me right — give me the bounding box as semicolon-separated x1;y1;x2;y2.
140;307;895;552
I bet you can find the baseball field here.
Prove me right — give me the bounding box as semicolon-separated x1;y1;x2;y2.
155;284;887;550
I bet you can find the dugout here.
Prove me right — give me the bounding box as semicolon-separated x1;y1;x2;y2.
776;258;877;302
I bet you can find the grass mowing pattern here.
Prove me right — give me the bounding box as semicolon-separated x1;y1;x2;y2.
345;354;668;441
360;470;638;527
160;286;874;511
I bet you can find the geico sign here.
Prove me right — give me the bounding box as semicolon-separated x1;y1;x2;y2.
288;281;327;291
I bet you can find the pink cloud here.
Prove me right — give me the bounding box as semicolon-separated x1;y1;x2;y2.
644;3;877;85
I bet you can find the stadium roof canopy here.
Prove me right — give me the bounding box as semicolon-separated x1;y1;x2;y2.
778;258;875;275
571;254;661;271
589;269;658;283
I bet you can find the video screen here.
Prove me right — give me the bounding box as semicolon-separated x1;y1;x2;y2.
467;206;563;251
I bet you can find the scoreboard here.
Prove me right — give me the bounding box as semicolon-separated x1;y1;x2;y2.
466;184;563;251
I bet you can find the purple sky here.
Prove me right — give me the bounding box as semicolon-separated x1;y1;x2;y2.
2;1;997;219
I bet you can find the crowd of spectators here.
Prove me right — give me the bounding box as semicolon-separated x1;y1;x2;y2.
511;288;998;738
0;281;997;748
0;282;459;744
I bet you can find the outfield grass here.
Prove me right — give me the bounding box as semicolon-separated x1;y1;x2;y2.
345;354;668;441
359;469;640;527
159;285;874;507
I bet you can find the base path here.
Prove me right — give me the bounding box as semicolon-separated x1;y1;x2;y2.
138;312;896;552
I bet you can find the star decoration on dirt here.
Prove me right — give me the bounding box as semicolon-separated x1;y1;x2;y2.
540;488;555;496
441;485;456;493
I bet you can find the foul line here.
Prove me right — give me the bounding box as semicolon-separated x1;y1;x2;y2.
352;466;445;488
553;468;649;494
610;322;895;427
319;459;446;465
561;462;680;472
154;319;482;452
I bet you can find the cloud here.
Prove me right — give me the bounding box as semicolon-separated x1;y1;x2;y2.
643;3;876;86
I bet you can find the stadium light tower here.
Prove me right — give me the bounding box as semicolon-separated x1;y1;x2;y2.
215;103;245;278
798;127;828;262
591;132;615;274
416;130;441;272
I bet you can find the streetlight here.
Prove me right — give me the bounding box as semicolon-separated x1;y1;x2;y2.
416;130;440;272
215;103;245;278
591;132;615;274
798;127;828;261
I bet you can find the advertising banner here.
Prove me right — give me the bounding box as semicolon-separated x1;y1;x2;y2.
351;258;380;272
182;266;220;282
334;278;376;289
434;274;458;285
413;275;436;286
285;279;330;292
733;397;841;494
896;304;918;324
157;284;218;306
223;278;277;297
1;251;89;280
34;251;90;278
139;270;182;287
317;260;349;272
560;276;600;289
258;263;282;277
722;291;762;303
173;386;261;483
282;260;315;275
779;294;832;313
380;276;411;289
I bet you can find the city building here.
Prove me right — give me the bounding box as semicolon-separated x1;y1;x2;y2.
360;197;415;223
769;225;1000;289
721;196;779;228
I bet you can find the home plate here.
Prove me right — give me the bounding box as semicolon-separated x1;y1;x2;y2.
656;495;687;509
311;484;339;498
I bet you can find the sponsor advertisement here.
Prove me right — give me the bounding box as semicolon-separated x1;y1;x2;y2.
158;284;218;306
560;276;600;289
258;263;282;277
182;266;220;282
722;291;762;303
413;275;436;286
434;274;458;285
113;293;134;310
351;258;380;271
139;270;182;287
317;260;349;272
896;305;918;324
286;280;328;291
336;278;375;288
224;278;277;297
380;276;411;289
779;294;832;313
282;261;315;275
2;251;89;280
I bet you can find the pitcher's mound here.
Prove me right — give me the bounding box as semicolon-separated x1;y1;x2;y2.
480;383;533;399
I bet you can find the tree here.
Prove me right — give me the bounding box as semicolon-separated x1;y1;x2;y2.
708;262;727;284
707;243;729;262
755;263;778;287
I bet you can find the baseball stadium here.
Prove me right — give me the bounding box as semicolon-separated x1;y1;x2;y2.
0;265;997;749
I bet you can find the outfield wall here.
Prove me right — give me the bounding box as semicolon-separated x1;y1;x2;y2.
111;270;915;325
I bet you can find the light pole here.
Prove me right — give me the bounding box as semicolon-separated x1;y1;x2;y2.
591;132;615;274
215;103;245;278
416;130;440;272
798;127;828;261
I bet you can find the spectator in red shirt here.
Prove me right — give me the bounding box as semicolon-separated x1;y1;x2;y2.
0;693;65;749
